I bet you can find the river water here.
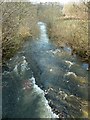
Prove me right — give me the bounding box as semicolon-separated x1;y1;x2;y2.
2;22;89;118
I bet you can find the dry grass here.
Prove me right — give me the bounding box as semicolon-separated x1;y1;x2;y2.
48;19;89;63
2;2;39;62
40;2;89;64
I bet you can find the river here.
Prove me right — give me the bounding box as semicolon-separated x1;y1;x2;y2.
2;22;89;118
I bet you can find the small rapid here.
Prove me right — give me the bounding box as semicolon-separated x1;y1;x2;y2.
2;22;89;118
2;55;58;118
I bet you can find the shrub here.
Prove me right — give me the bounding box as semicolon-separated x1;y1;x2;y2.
2;2;39;62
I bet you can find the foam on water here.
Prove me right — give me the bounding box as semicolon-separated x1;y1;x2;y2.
65;72;77;78
46;49;61;55
13;64;18;73
58;90;68;100
2;71;10;75
21;59;28;72
31;77;59;118
29;76;36;84
53;49;61;54
65;60;74;68
13;56;29;75
34;84;59;118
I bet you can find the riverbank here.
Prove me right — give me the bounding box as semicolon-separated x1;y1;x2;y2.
37;2;89;69
2;2;39;64
47;18;89;69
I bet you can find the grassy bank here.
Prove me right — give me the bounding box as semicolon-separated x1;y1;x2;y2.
2;2;39;63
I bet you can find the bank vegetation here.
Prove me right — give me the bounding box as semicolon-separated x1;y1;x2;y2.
38;2;90;68
2;2;39;63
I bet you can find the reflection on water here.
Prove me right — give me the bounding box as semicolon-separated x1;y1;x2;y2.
2;22;89;118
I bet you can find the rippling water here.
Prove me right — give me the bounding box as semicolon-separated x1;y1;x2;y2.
2;22;89;118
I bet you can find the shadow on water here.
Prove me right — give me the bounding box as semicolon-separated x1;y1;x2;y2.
2;22;89;118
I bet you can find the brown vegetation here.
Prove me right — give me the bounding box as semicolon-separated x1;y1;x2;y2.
1;1;90;66
63;2;88;20
38;2;89;65
2;2;39;62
